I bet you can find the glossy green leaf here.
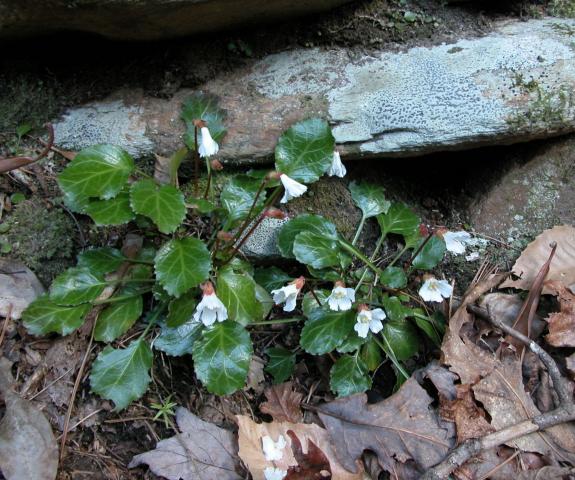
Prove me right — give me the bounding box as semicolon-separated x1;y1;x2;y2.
220;175;264;223
264;347;296;384
50;267;107;306
58;144;134;200
337;332;368;354
275;118;335;183
154;319;202;357
90;339;152;411
300;309;355;355
62;190;90;214
217;266;264;326
187;197;217;214
302;289;330;318
181;93;227;149
94;295;143;343
166;296;197;328
254;267;292;292
277;214;337;258
381;296;409;322
85;193;135;226
22;295;91;336
411;235;446;270
293;232;341;269
383;320;419;361
360;337;383;371
154;238;211;297
349;181;391;219
414;311;445;347
77;247;126;275
376;203;420;237
330;355;371;397
130;179;186;234
308;266;342;282
192;321;253;395
380;266;407;289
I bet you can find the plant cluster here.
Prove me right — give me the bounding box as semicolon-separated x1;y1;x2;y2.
21;94;452;410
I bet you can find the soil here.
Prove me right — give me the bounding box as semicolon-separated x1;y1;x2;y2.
0;1;568;479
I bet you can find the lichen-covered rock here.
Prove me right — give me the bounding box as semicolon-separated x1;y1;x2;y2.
469;134;575;249
0;0;351;40
53;18;575;164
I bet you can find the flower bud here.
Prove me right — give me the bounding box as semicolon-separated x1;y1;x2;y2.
217;231;234;242
201;281;215;296
357;303;369;312
193;119;207;128
335;280;346;288
266;171;282;181
419;224;431;237
211;159;224;171
264;208;286;220
293;276;306;290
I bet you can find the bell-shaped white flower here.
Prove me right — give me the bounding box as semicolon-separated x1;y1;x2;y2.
443;230;472;255
271;277;305;312
327;281;355;311
198;126;219;158
327;151;346;178
354;306;386;338
262;434;286;461
279;174;307;203
419;277;453;303
264;467;287;480
193;281;228;326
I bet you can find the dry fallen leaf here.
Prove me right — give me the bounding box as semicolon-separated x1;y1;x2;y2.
260;382;303;424
236;415;362;480
0;259;45;320
545;281;575;348
247;355;266;393
317;379;455;478
0;357;58;480
129;407;241;479
501;225;575;294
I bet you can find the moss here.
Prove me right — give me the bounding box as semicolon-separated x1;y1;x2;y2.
549;0;575;18
0;199;76;285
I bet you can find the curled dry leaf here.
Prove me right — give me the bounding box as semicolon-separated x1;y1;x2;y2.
129;407;241;480
236;415;363;480
317;379;455;478
260;382;304;424
0;358;58;480
501;225;575;294
247;355;266;394
0;259;45;320
545;281;575;348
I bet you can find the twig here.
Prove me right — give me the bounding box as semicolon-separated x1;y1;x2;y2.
421;305;575;480
0;123;54;174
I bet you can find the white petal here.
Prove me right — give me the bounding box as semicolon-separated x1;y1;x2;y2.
201;308;217;326
354;321;370;338
280;174;307;203
327;296;340;311
283;293;298;312
344;288;356;302
264;467;287;480
436;280;453;298
271;289;286;304
337;297;353;311
198;127;219;158
371;308;387;321
327;151;346;177
465;251;480;262
419;280;444;303
444;231;472;255
369;318;384;334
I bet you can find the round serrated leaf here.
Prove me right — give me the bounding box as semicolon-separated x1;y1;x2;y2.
380;266;407;289
50;267;108;306
337;332;368;353
264;347;296;384
130;179;186;234
181;93;227;149
254;267;292;292
217;266;264;326
90;339;152;411
77;247;126;275
383;320;419;361
293;232;342;269
360;337;383;371
84;192;135;226
300;308;355;355
166;296;197;328
192;321;252;395
94;295;143;343
22;295;91;336
411;235;446;270
155;238;211;297
155;319;203;357
349;181;391;219
277;214;337;258
275;118;335;183
220;175;264;223
58;144;134;200
376;203;420;237
330;355;371;397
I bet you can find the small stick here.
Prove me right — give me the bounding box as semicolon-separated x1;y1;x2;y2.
0;123;54;174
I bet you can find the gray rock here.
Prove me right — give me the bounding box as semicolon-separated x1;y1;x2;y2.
0;0;351;40
53;18;575;163
239;217;288;261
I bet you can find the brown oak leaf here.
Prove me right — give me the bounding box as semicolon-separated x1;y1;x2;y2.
545;281;575;347
260;382;303;423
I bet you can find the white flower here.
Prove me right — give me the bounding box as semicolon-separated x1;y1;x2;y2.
198;126;219;158
262;435;286;461
271;277;305;312
327;282;355;311
193;282;228;326
465;251;480;262
443;231;473;255
279;174;307;203
419;277;453;303
354;306;386;338
327;151;346;178
264;467;287;480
